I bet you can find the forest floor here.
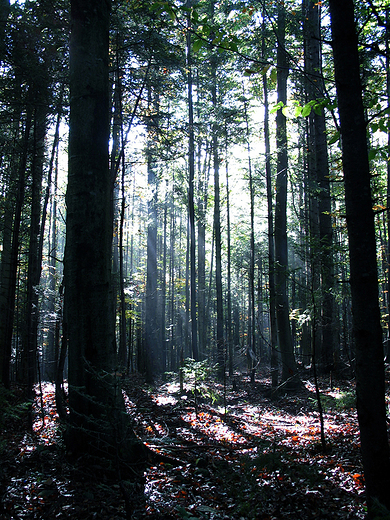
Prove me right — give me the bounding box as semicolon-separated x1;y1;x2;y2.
0;367;375;519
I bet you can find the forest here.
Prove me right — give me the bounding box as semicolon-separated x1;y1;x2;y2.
1;0;390;518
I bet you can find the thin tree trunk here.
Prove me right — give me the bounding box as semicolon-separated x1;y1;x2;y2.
263;66;278;388
225;133;233;376
161;181;168;372
145;86;160;381
45;94;63;381
243;85;256;383
274;4;298;386
186;5;198;361
211;51;224;379
386;8;390;360
198;141;210;358
22;103;47;401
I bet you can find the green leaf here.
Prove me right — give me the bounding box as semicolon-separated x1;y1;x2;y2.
294;105;303;117
302;103;312;117
328;130;340;145
371;122;379;133
192;38;204;52
368;148;378;161
167;7;176;20
229;41;238;52
379;118;387;132
270;101;284;114
261;64;271;76
282;106;289;117
313;103;323;116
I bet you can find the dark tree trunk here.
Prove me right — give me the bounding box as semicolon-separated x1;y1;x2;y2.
225;135;233;376
161;182;168;372
65;0;145;463
0;101;32;388
187;8;198;361
329;0;390;513
211;52;224;379
197;139;210;359
263;63;278;388
145;86;161;382
0;0;10;62
44;99;62;382
386;9;390;358
22;103;47;399
274;4;298;386
243;86;256;382
304;0;335;372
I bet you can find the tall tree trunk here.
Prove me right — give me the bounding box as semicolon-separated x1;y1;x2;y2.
274;4;298;386
304;0;335;372
145;86;161;382
243;86;256;382
22;102;47;401
263;65;278;388
161;181;168;372
0;0;10;62
329;0;390;513
386;8;390;360
169;175;176;369
225;133;233;376
197;140;210;358
0;101;32;388
187;6;198;361
65;0;144;462
45;96;62;381
211;51;224;379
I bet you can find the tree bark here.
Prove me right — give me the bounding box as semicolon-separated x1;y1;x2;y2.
0;101;32;388
145;85;161;382
304;0;335;372
187;7;199;361
329;0;390;513
263;61;278;389
22;102;47;399
0;0;10;62
211;52;224;379
243;86;256;382
65;0;145;464
274;4;298;386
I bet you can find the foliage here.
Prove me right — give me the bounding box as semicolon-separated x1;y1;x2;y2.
181;358;219;405
309;390;356;413
0;386;31;429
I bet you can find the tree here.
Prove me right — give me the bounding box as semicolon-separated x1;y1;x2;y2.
144;83;161;382
303;0;335;372
64;0;144;463
186;2;199;361
329;0;390;513
274;3;298;386
0;0;10;62
263;45;278;389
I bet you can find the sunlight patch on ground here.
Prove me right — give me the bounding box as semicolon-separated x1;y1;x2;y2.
31;382;66;445
181;411;248;444
152;394;178;406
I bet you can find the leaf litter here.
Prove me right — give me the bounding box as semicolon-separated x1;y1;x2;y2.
0;370;370;519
